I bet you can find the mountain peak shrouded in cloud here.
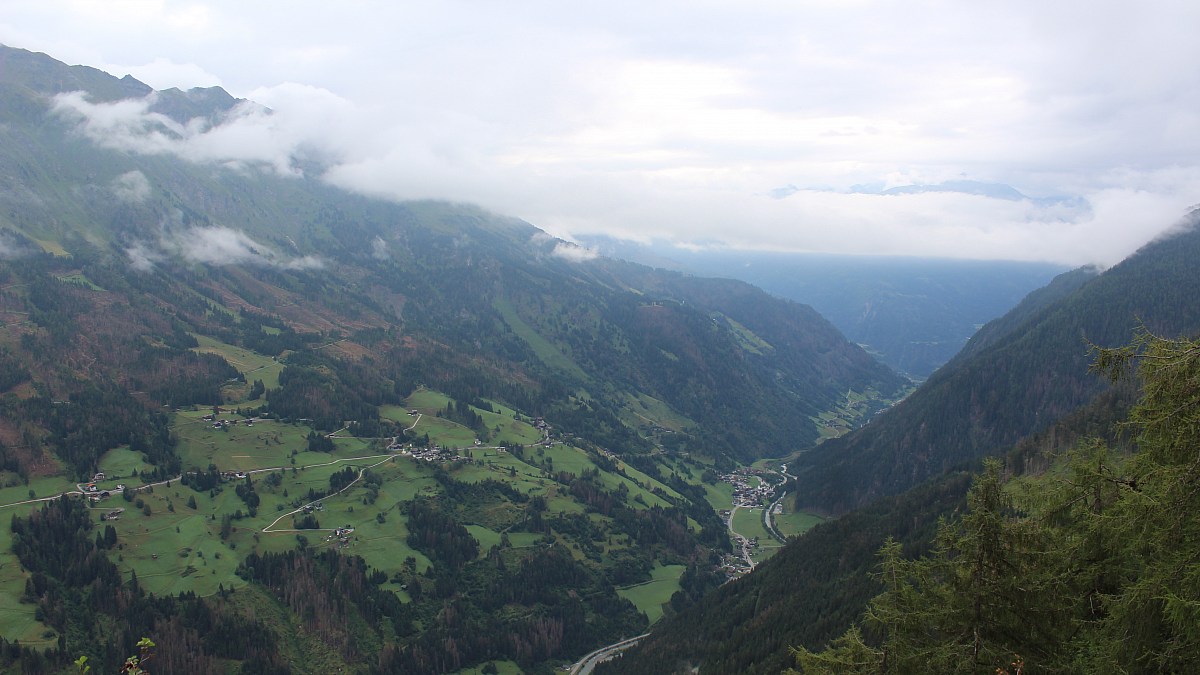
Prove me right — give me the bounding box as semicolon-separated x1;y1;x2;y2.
2;0;1197;268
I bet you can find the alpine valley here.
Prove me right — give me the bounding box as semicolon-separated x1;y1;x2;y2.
2;44;1199;675
0;45;908;674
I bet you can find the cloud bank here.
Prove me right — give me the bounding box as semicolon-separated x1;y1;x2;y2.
128;225;324;272
13;0;1200;266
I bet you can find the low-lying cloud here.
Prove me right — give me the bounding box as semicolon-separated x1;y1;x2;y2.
128;225;324;271
551;241;599;262
110;170;151;203
22;0;1200;267
52;90;321;176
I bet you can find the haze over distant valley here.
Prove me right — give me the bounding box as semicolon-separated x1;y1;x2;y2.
0;3;1198;673
578;235;1071;378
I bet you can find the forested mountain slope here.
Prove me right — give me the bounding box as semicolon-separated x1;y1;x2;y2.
610;361;1143;674
0;44;903;468
575;237;1067;379
790;217;1200;514
0;45;907;674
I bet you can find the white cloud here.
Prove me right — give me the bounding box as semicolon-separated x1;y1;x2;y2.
11;1;1200;265
110;170;151;203
122;225;325;271
551;242;599;263
125;241;162;271
371;237;389;260
170;225;323;269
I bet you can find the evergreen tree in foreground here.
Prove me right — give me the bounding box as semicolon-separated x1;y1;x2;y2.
793;329;1200;673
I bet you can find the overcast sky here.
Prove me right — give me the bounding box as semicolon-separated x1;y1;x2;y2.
4;1;1199;265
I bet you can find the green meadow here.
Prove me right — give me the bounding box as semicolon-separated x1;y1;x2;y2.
0;370;754;651
773;509;825;538
0;503;52;645
192;334;284;390
617;563;686;625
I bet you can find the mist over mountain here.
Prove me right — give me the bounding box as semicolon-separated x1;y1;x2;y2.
0;44;912;673
790;215;1200;515
3;42;1197;675
608;212;1200;674
576;235;1067;378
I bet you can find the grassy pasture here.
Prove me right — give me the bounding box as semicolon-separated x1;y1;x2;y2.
492;299;588;380
192;334;284;390
617;563;686;625
452;660;524;675
104;486;248;597
0;371;749;655
0;475;77;508
98;446;152;478
732;507;772;543
621;392;695;433
773;509;825;538
0;503;53;645
400;390;543;447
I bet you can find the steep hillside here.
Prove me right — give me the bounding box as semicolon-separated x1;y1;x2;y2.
790;217;1200;514
0;45;904;673
611;375;1142;674
0;44;903;468
576;236;1067;379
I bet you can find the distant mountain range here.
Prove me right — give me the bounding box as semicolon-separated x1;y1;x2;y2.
576;236;1067;378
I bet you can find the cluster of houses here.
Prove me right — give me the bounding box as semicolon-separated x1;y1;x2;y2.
719;468;777;507
399;445;472;464
83;472;128;501
718;550;754;580
202;413;253;430
99;508;125;521
327;526;355;548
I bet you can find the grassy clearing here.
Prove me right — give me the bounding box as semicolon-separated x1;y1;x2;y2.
493;299;588;380
406;389;452;411
621;392;695;433
192;334;283;390
452;660;524;675
98;446;152;478
173;413;316;472
465;525;501;555
732;507;772;543
0;503;53;644
106;486;247;597
700;478;734;513
396;390;543;447
477;408;542;445
33;238;68;256
57;273;104;291
751;543;785;564
0;475;77;507
773;510;825;538
379;405;419;427
616;563;686;625
411;415;479;448
716;314;774;355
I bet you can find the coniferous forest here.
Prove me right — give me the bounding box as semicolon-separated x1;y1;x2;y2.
792;330;1200;673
